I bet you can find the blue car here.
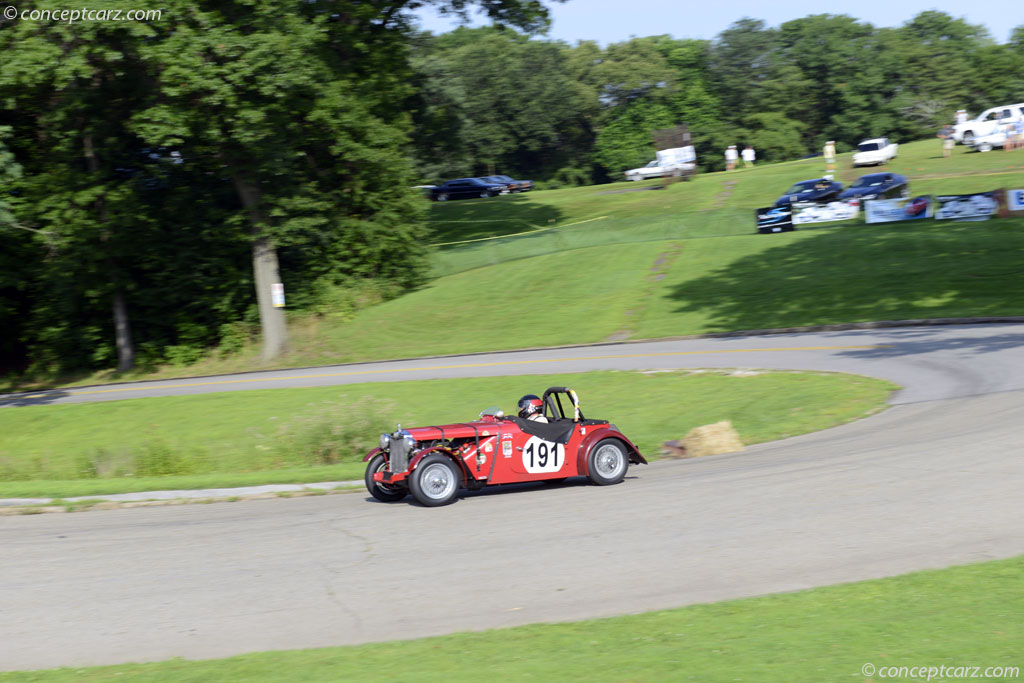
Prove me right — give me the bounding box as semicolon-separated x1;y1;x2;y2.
838;173;909;202
774;178;844;207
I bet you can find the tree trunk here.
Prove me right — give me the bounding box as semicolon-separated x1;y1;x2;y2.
112;289;135;371
84;132;136;371
232;173;288;361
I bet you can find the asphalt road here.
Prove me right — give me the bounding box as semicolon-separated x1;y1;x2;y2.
3;324;1024;671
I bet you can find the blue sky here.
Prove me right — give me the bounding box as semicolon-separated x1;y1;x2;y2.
415;0;1020;44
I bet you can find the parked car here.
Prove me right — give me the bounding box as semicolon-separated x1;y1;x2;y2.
430;178;508;201
623;159;695;181
364;387;647;507
481;175;534;193
852;138;898;166
953;104;1024;144
838;173;909;201
773;178;844;207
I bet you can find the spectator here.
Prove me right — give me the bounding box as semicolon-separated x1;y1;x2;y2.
823;140;836;172
742;145;756;168
724;145;738;171
1009;119;1024;151
938;125;955;158
956;109;968;125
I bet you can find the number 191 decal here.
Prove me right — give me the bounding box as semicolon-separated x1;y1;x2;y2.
522;436;564;474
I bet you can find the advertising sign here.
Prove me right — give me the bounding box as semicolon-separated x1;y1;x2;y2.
935;191;1001;222
864;196;934;224
1006;188;1024;213
756;206;793;233
656;146;696;165
791;200;860;225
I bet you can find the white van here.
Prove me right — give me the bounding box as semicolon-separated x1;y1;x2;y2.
953;104;1024;144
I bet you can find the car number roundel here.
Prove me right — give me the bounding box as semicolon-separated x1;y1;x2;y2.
522;436;564;474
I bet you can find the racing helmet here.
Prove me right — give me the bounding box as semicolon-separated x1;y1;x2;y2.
517;394;544;419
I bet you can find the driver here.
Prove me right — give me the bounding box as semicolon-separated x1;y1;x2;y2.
517;394;548;423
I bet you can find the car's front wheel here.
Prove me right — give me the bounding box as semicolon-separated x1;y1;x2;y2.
409;454;461;506
435;192;449;202
364;453;407;502
962;131;974;144
586;439;628;486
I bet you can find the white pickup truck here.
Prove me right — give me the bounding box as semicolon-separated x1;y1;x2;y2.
953;104;1024;144
852;138;898;166
624;146;696;181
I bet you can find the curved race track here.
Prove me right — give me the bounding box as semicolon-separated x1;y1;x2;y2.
3;324;1024;671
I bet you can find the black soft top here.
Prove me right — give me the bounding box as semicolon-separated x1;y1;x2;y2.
506;416;608;444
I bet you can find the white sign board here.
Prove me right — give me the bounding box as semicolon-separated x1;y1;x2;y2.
656;146;696;166
271;283;285;308
1007;189;1024;212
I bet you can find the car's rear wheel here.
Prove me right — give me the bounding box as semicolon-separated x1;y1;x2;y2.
586;439;628;486
479;190;494;198
436;192;449;202
364;453;407;502
409;454;461;506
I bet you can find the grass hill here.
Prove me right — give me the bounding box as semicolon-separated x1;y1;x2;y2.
22;138;1024;386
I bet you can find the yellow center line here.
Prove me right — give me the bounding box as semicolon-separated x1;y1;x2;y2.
8;344;886;399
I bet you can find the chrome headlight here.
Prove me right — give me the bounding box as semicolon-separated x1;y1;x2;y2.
379;433;391;451
402;432;417;452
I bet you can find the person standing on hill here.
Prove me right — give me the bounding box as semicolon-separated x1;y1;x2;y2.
724;145;738;171
939;125;955;158
823;140;836;174
742;145;756;168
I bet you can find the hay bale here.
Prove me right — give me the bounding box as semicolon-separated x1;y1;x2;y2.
680;420;744;458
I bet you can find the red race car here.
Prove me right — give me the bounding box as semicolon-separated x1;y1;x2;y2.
364;387;647;506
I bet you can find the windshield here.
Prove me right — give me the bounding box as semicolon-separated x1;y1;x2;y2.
785;180;821;194
850;176;888;188
857;142;880;152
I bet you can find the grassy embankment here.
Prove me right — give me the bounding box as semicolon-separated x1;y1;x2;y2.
4;554;1021;681
32;137;1024;386
0;369;894;498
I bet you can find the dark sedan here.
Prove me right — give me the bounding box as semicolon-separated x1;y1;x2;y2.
773;178;844;207
838;173;909;202
431;178;508;201
481;174;534;192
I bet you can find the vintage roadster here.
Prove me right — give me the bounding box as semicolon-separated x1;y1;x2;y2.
363;387;647;506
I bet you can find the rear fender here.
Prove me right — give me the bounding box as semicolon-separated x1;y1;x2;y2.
576;428;647;477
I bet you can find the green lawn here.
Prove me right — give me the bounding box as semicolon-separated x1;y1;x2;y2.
6;555;1021;681
0;369;895;498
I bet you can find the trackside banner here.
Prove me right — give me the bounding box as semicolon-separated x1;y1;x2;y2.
755;206;793;233
1006;188;1024;214
791;200;860;225
864;196;934;224
935;191;1001;222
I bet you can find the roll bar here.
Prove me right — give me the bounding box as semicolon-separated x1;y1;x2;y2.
541;387;582;422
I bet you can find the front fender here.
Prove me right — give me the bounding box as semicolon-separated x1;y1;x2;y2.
362;447;382;463
407;447;473;482
576;427;646;477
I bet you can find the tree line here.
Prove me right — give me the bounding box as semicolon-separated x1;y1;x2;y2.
1;4;1022;377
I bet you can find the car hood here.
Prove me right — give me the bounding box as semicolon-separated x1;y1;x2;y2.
402;420;509;440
